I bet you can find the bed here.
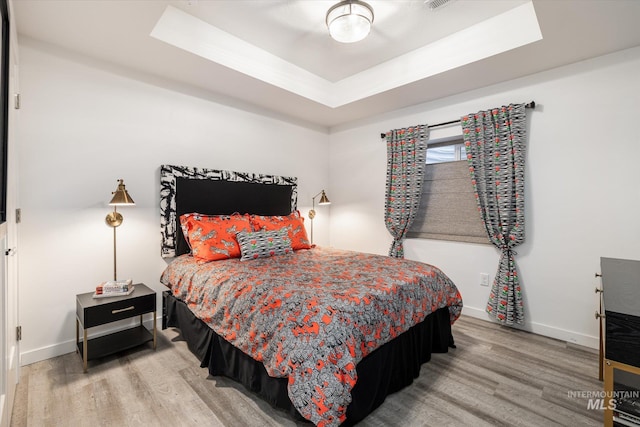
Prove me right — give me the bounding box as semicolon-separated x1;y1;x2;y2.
159;165;463;426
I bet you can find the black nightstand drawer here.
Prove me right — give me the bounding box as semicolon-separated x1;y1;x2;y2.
76;284;157;328
82;293;155;328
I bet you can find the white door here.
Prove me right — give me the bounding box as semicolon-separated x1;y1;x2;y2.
0;226;9;427
0;0;19;425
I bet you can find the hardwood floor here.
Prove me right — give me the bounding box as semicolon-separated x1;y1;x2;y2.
10;316;603;426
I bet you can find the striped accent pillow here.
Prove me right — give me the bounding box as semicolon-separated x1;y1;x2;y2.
236;229;293;261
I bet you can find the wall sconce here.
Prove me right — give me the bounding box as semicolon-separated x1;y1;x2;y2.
308;190;330;244
105;179;135;280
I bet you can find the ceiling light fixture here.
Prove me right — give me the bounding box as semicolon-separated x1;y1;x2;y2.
326;0;374;44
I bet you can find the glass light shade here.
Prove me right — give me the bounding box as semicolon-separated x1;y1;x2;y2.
326;1;374;43
108;179;136;206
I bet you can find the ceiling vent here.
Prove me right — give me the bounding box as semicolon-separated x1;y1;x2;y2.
425;0;455;11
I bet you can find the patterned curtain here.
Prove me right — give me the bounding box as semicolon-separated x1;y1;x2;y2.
384;125;429;258
461;104;526;325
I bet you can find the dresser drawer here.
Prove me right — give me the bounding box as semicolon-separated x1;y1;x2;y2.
606;311;640;368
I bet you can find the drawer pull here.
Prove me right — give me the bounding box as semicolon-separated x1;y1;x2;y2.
112;306;135;314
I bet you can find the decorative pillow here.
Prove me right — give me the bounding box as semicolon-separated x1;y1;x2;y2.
180;213;251;261
236;229;293;261
249;210;311;250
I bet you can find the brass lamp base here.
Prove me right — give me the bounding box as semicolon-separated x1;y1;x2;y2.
105;211;123;227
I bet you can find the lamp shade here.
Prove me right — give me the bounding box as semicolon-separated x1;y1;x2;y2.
326;0;374;43
109;179;135;206
318;190;331;205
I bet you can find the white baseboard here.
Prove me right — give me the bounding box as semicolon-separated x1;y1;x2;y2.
461;306;599;350
20;340;76;366
20;316;160;366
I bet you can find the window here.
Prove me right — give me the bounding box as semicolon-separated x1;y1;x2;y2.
407;136;489;244
426;140;466;164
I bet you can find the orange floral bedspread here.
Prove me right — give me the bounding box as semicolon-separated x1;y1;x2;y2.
161;247;462;426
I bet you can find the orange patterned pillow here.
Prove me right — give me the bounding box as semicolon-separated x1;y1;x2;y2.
180;213;251;261
249;210;311;250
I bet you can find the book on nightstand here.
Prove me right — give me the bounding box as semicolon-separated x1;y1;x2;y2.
93;279;134;298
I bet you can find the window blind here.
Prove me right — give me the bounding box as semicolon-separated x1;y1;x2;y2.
407;160;489;244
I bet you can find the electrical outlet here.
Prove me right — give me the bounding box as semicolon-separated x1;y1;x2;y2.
480;273;489;286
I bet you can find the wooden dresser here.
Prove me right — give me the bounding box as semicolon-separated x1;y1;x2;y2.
600;257;640;427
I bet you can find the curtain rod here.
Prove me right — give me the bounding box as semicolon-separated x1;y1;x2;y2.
380;101;536;139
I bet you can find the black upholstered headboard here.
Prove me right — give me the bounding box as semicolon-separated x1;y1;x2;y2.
160;165;297;258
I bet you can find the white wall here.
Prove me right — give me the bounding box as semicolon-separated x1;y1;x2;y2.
17;39;331;364
328;46;640;349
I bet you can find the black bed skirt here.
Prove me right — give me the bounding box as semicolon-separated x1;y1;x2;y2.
163;291;453;425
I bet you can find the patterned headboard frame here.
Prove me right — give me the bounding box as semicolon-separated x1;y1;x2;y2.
159;164;298;258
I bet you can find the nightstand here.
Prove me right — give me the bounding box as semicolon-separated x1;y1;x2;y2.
76;283;156;372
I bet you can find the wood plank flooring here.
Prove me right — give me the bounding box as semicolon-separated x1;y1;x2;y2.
10;316;604;426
